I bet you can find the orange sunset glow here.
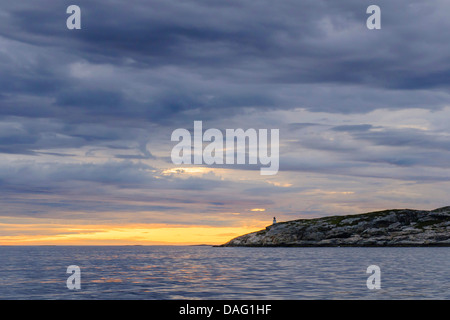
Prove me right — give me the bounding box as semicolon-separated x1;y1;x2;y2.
0;221;268;246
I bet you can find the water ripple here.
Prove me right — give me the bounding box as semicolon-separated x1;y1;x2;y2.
0;246;448;299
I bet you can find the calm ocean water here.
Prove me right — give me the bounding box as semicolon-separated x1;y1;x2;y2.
0;246;448;300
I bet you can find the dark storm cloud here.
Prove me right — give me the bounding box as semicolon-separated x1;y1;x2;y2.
329;125;450;153
0;116;155;154
0;0;448;145
5;0;448;89
0;0;449;128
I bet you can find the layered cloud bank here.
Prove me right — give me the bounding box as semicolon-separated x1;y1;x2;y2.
1;0;450;243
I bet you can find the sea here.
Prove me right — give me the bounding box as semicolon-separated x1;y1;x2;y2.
0;246;448;300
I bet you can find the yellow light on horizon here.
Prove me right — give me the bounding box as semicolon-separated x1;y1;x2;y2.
0;222;267;246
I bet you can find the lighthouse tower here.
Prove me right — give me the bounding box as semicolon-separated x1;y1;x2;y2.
273;217;277;224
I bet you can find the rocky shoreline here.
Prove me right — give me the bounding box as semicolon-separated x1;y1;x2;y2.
220;207;450;247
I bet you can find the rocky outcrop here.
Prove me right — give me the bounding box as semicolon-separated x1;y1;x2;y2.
220;207;450;247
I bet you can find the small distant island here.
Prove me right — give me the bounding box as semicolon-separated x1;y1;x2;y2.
219;207;450;247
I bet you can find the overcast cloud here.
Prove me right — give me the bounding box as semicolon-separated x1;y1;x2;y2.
0;0;449;233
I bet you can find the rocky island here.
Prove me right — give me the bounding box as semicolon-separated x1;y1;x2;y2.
220;207;450;247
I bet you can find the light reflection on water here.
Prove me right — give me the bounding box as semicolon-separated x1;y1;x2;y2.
0;246;448;299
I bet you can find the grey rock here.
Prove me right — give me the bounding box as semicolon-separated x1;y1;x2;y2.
219;207;450;247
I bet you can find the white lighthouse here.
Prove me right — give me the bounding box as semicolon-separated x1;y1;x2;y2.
273;217;277;224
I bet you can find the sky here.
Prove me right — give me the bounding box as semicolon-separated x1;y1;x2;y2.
0;0;450;245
